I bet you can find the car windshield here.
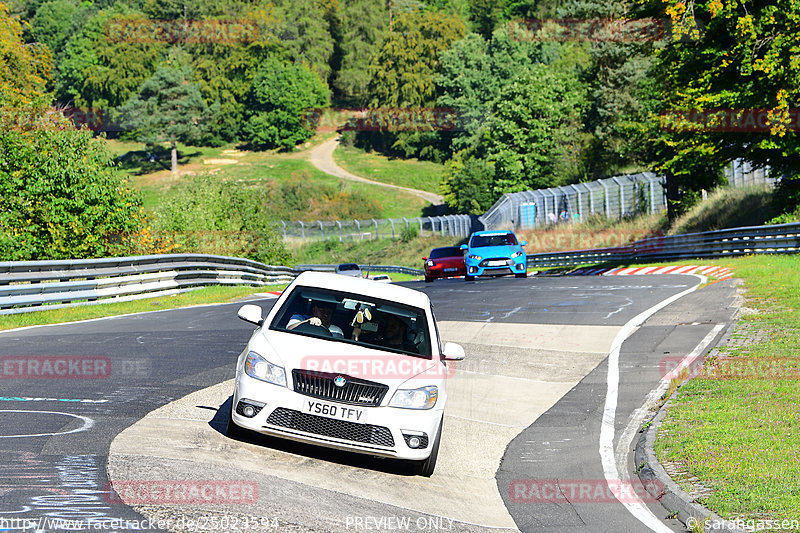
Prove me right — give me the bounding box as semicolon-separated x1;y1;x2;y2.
470;233;518;247
429;247;463;259
337;264;360;271
269;285;432;357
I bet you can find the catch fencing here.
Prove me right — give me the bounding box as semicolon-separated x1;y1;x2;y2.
480;172;665;231
278;215;477;242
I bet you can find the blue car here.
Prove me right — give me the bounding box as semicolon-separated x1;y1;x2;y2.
460;230;528;281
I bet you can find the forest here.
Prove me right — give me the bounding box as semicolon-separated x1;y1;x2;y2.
2;0;799;260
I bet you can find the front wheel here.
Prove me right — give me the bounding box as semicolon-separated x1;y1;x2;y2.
515;272;527;278
424;276;434;283
464;274;475;281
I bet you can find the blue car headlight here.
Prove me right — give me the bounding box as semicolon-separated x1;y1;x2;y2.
468;254;482;261
511;251;524;259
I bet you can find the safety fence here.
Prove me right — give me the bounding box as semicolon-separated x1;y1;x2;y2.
278;215;478;242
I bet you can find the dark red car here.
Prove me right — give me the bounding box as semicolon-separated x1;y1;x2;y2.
423;246;466;282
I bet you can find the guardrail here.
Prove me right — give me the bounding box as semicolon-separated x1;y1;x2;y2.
296;264;424;276
0;254;299;315
527;222;800;268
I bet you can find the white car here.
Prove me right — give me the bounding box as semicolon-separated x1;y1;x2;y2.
228;271;465;476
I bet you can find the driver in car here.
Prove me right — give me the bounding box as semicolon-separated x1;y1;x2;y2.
287;301;344;338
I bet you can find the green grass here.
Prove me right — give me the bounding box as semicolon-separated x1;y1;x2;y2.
669;185;778;235
0;284;287;331
333;144;444;194
654;255;800;524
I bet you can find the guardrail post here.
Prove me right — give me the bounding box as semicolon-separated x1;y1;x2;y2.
418;217;423;236
354;219;361;240
280;220;287;239
390;219;395;239
336;220;343;242
612;176;625;218
299;221;305;239
318;220;324;240
372;218;378;240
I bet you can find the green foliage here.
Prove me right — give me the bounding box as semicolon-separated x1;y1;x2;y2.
120;66;211;172
400;223;419;242
0;106;144;260
441;150;496;213
334;0;389;100
56;6;163;110
0;0;52;107
273;0;337;83
242;57;329;151
649;0;800;220
367;9;466;108
152;174;292;265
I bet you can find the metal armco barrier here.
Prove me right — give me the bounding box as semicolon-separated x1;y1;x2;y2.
0;254;299;315
527;222;800;268
296;264;424;276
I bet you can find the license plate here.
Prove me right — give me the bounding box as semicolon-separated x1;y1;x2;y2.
487;260;507;266
443;268;457;272
303;400;365;424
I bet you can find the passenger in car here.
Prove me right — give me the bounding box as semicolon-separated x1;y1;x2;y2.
381;315;417;353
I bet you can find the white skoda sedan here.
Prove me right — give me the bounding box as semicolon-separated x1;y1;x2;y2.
227;271;465;476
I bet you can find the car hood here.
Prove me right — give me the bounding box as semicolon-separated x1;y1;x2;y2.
253;330;447;387
469;244;523;257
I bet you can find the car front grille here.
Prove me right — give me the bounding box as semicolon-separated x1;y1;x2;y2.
266;408;395;447
292;369;388;407
479;257;512;267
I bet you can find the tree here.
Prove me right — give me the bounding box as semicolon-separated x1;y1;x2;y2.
120;66;210;173
242;57;330;151
0;0;52;107
56;6;163;111
272;0;336;84
334;0;389;101
0;109;145;260
367;9;466;108
648;0;800;220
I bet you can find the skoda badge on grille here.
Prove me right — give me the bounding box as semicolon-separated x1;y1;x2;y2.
333;375;347;388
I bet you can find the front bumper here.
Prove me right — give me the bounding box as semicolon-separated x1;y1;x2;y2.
465;257;527;276
231;374;442;461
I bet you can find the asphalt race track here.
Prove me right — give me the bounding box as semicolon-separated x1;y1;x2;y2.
0;274;739;533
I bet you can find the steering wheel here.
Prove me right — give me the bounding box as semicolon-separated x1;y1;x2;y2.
292;322;334;337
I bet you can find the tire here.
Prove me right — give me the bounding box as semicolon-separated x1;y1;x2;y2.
412;416;443;477
515;272;527;278
425;276;434;283
464;274;475;281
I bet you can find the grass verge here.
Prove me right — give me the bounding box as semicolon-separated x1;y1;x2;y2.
333;144;444;194
654;254;800;523
0;285;288;332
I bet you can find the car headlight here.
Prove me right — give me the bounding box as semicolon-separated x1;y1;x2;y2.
468;254;482;261
426;260;434;267
511;251;524;258
244;351;286;387
389;386;438;410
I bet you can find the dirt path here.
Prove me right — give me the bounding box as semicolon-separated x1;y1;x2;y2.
308;137;445;205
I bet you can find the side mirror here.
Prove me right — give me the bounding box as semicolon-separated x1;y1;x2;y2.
521;241;528;246
442;342;465;361
238;304;264;326
422;257;427;261
460;244;468;251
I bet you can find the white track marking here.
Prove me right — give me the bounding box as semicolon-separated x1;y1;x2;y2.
599;274;706;532
0;410;94;438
